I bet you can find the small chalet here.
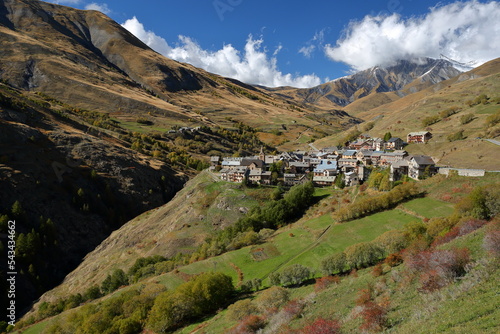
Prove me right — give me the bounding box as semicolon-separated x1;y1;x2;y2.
338;158;358;168
313;160;338;186
357;150;374;165
369;151;384;165
408;155;436;180
242;158;265;171
345;171;359;186
379;151;408;166
210;156;220;167
386;137;404;150
342;150;358;159
248;169;272;185
407;131;432;144
348;140;367;150
220;166;249;183
390;159;409;181
284;173;307;186
289;161;311;174
371;138;385;151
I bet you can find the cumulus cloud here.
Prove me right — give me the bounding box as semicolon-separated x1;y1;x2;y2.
85;3;111;14
325;1;500;71
121;16;321;88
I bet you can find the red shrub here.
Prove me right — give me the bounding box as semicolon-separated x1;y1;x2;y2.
371;263;383;277
283;300;304;319
384;253;403;267
298;318;341;334
358;301;388;332
225;315;267;334
355;287;373;306
405;248;471;293
440;194;453;201
314;276;340;292
458;219;488;235
433;219;487;247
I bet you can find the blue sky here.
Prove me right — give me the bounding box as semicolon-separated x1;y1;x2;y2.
47;0;499;87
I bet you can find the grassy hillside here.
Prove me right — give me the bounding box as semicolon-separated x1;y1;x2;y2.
14;172;499;333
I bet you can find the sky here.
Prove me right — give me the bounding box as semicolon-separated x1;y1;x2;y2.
46;0;500;88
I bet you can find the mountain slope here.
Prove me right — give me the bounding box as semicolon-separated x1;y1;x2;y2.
26;171;265;304
0;81;186;314
0;0;358;149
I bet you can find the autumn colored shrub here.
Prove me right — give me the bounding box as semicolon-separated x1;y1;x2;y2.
405;248;471;293
147;272;234;333
357;301;388;332
282;300;304;319
371;263;384;277
455;185;500;219
432;219;487;247
354;285;388;332
374;229;409;255
297;318;341;334
226;315;267;334
384;253;403;267
314;276;340;292
355;286;374;306
272;264;311;287
427;217;457;238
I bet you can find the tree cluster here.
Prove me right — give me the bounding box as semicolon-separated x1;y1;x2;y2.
334;182;422;222
269;264;312;287
147;272;234;333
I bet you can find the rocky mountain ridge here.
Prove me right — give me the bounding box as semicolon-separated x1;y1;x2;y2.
294;58;464;107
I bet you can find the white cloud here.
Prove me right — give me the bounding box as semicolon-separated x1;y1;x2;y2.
325;1;500;71
299;28;328;59
85;3;111;14
121;16;321;88
299;45;316;58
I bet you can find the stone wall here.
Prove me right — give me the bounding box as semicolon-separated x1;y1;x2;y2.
438;168;485;177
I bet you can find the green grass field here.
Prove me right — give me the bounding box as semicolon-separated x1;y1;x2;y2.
400;197;455;218
171;207;422;286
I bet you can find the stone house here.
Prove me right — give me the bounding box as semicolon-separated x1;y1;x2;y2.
408;155;436;180
386;137;404;150
407;131;432;144
345;171;359;186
